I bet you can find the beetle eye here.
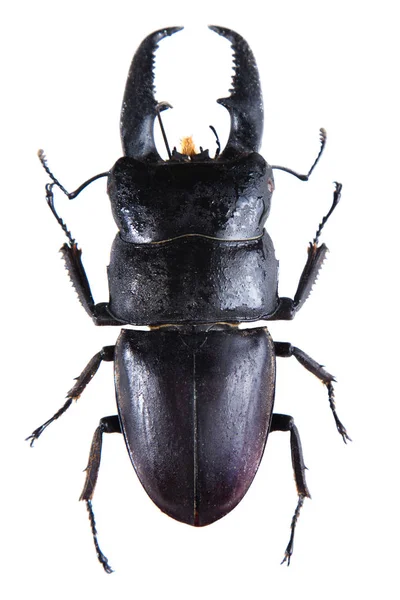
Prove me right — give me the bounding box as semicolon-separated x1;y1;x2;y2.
267;178;275;193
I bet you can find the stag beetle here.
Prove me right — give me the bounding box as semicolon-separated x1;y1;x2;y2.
28;26;349;573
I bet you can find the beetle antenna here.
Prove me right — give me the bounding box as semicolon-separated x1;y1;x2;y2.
38;149;76;244
313;182;342;246
38;149;110;244
38;149;70;196
85;500;114;574
156;102;172;159
39;149;109;200
272;128;327;181
209;125;221;158
306;128;327;179
45;182;76;245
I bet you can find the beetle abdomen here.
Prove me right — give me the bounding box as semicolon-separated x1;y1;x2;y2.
115;327;275;526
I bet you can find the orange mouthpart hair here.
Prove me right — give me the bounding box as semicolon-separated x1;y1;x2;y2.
180;136;197;156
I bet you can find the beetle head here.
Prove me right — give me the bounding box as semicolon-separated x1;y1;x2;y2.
121;26;264;162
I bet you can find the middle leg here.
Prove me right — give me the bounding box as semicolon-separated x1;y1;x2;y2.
274;341;350;443
27;345;115;445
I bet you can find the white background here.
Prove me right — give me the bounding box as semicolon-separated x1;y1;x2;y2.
2;1;399;598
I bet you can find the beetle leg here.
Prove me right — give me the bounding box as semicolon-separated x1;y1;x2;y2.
26;346;115;445
60;241;122;325
272;183;342;320
39;152;119;325
80;415;121;574
80;415;121;501
274;342;351;443
291;182;342;314
270;413;310;565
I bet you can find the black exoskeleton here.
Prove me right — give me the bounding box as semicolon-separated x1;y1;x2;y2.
29;26;349;573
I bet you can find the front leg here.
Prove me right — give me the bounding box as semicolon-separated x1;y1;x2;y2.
272;182;342;320
39;151;121;326
61;241;122;326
